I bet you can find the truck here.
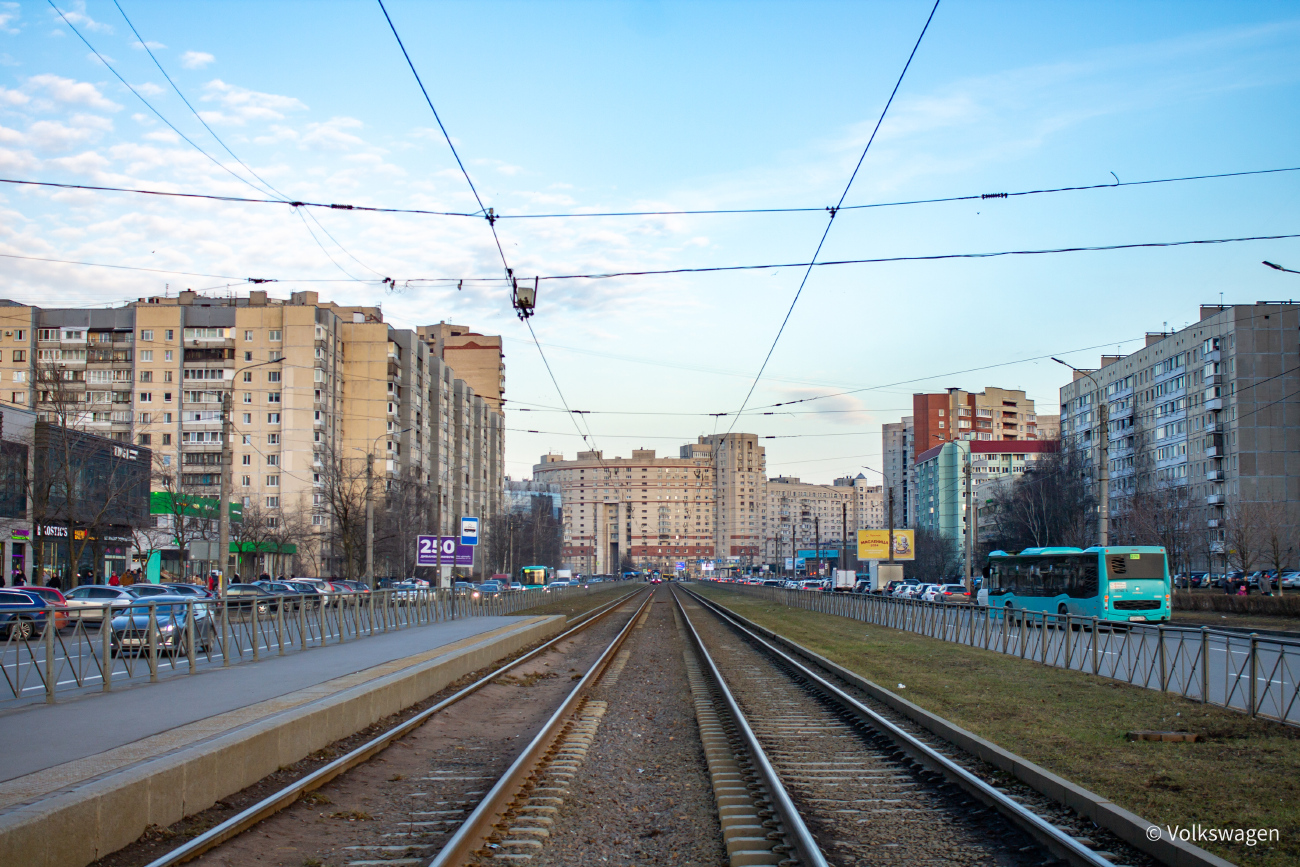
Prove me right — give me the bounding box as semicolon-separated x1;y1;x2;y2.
832;569;856;592
556;569;573;582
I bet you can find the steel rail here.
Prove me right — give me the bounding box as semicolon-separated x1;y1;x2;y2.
427;588;655;866
671;586;829;867
143;586;647;867
682;586;1116;867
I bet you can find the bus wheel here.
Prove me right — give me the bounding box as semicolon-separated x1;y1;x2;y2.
1057;604;1075;631
1005;602;1016;625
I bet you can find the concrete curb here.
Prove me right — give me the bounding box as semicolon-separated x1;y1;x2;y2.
706;596;1236;867
1;615;566;867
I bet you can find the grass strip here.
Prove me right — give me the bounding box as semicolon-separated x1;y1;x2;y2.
516;582;640;619
693;584;1300;867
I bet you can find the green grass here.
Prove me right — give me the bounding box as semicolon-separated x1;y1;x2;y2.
693;584;1300;867
1172;609;1300;634
516;582;640;619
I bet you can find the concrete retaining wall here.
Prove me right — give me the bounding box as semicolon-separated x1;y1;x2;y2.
1;615;565;867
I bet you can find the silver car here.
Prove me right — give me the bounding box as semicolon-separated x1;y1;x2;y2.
109;597;214;656
62;585;136;622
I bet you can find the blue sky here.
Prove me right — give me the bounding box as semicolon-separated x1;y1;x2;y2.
1;1;1298;480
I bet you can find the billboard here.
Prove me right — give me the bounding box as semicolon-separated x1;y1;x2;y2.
857;529;915;561
416;535;475;567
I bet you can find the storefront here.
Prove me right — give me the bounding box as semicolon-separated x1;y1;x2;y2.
36;524;136;586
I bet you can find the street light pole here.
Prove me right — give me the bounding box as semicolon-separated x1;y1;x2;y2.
218;392;232;594
365;452;375;587
1053;357;1108;546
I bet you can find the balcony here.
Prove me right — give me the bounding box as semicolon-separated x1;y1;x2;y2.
1207;518;1221;528
1205;433;1225;457
1204;349;1221;363
1206;493;1225;505
1204;397;1223;412
1206;468;1223;481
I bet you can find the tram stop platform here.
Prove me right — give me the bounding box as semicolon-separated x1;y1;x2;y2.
0;613;565;867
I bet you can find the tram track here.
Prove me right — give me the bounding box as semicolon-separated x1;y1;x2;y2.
674;586;1147;867
125;587;650;867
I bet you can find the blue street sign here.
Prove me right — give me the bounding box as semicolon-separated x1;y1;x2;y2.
460;516;480;546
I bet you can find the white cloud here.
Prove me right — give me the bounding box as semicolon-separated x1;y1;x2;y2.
0;1;20;35
25;73;121;111
131;40;166;51
0;86;28;107
143;129;180;144
50;1;112;34
135;82;165;97
299;116;365;151
0;54;18;67
180;51;215;69
200;79;305;124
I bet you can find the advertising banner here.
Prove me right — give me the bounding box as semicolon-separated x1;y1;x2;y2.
416;535;475;567
857;529;915;561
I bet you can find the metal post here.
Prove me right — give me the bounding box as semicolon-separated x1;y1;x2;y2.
1092;617;1099;674
251;598;260;662
1158;625;1167;691
186;602;197;673
1200;627;1209;703
1248;633;1258;717
276;596;285;655
299;595;308;650
369;588;377;635
218;392;233;594
220;597;230;667
1065;615;1072;669
44;612;55;704
964;447;973;596
147;603;158;683
365;452;375;588
101;607;113;692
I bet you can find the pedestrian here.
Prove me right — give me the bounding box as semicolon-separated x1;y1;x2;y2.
1236;582;1247;596
207;571;218;593
0;573;6;588
48;574;61;591
1261;572;1274;596
108;572;120;586
13;574;24;586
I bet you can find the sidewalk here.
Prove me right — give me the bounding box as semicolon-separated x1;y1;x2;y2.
0;615;529;792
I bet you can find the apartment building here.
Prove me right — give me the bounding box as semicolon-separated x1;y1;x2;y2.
882;417;914;528
533;445;716;574
0;291;504;579
913;387;1045;455
418;323;506;413
1059;302;1300;568
915;439;1056;563
704;433;766;562
839;474;886;532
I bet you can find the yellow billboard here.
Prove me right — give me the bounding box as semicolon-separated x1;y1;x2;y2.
857;529;915;561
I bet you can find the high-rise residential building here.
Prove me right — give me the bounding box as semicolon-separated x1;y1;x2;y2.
1059;302;1300;569
913;387;1045;456
915;439;1056;563
764;476;856;564
702;433;767;563
533;445;716;574
418;322;505;413
0;291;504;579
882;417;914;529
837;474;886;532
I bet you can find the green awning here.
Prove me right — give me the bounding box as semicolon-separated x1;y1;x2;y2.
151;491;243;521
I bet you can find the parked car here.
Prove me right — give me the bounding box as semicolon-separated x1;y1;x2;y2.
478;581;502;599
18;585;70;629
254;580;311;610
223;583;282;614
109;597;214;656
162;583;216;599
62;585;136;622
127;584;174;598
934;583;971;602
0;589;50;639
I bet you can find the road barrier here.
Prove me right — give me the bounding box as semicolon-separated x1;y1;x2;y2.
708;583;1300;727
0;584;594;706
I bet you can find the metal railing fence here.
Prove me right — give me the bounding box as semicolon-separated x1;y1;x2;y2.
0;584;591;706
707;583;1300;727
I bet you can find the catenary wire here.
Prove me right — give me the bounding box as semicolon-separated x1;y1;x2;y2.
724;0;941;437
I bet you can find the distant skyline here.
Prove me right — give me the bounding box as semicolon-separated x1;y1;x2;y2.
2;1;1298;481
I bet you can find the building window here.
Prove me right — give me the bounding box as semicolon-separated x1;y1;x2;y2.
242;434;251;444
163;392;173;402
242;413;252;424
268;392;280;403
137;433;151;445
165;329;174;341
269;350;282;361
269;330;281;342
267;371;280;383
241;475;251;486
244;331;254;342
162;433;172;445
244;351;252;362
312;514;324;526
140;330;153;342
10;392;24;404
138;392;152;403
267;433;280;444
266;495;279;508
243;392;252;404
37;329;55;341
138;370;152;382
14;330;23;341
266;454;278;466
163;370;172;382
266;476;279;488
242;454;252;466
268;413;280;424
243;371;252;382
11;350;23;362
164;350;173;362
138;412;151;423
11;371;23;383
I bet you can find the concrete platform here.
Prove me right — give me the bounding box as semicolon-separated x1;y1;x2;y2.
0;613;566;867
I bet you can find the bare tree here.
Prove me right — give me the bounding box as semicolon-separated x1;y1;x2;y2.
1223;500;1268;574
152;457;219;574
316;443;367;580
905;525;960;581
1260;502;1296;594
984;445;1096;553
375;468;433;581
485;499;561;579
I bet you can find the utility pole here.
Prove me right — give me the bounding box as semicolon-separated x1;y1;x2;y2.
887;487;896;564
365;451;375;588
841;500;848;573
964;445;973;596
217;392;232;594
814;516;820;579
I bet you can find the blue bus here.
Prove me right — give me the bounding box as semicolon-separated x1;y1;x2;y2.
519;565;555;587
978;546;1170;624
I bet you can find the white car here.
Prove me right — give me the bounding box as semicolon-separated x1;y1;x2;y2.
1279;571;1300;589
62;585;136;621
